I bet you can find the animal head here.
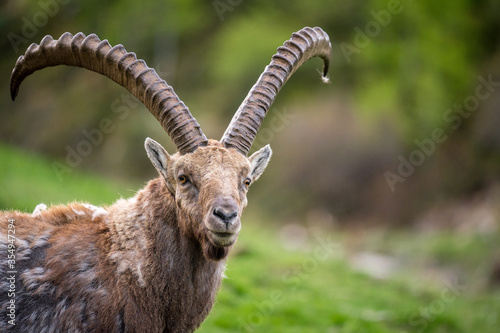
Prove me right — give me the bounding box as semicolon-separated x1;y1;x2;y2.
10;27;331;261
145;138;271;260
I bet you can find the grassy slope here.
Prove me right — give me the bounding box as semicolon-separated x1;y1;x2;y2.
199;224;500;333
0;143;137;211
1;144;498;332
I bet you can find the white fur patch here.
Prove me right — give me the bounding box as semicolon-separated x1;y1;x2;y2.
33;203;47;216
82;204;108;220
82;204;99;210
135;261;146;287
92;207;108;220
72;209;85;216
220;263;227;279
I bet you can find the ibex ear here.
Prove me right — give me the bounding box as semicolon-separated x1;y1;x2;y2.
145;138;174;192
249;145;272;181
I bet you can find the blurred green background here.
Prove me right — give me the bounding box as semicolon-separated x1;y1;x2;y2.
1;0;500;332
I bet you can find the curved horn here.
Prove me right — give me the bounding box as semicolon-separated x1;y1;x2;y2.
221;26;331;155
10;32;208;155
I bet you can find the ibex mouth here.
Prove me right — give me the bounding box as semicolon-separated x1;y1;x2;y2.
208;230;238;247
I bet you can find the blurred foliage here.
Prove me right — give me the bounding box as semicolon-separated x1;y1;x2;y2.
0;0;500;224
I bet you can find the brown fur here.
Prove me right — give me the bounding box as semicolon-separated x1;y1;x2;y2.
0;141;271;332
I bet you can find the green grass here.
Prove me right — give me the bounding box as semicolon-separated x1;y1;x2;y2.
0;143;137;211
1;144;499;332
199;224;500;332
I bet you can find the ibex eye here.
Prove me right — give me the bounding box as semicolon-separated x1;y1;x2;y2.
244;179;251;188
178;175;189;185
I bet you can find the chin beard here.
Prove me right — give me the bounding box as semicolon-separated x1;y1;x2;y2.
203;241;231;261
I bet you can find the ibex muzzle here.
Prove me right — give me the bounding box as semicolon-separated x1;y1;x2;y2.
211;198;239;227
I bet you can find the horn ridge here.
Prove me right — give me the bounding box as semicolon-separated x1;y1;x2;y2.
221;27;331;155
10;32;207;154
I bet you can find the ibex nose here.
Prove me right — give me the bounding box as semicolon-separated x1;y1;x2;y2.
212;199;238;226
213;207;238;224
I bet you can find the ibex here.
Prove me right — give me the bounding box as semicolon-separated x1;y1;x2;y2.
0;27;331;332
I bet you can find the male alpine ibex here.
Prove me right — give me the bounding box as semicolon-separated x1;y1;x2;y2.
0;27;331;332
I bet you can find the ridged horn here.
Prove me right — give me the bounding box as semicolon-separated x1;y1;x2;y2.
221;26;331;155
10;32;208;155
